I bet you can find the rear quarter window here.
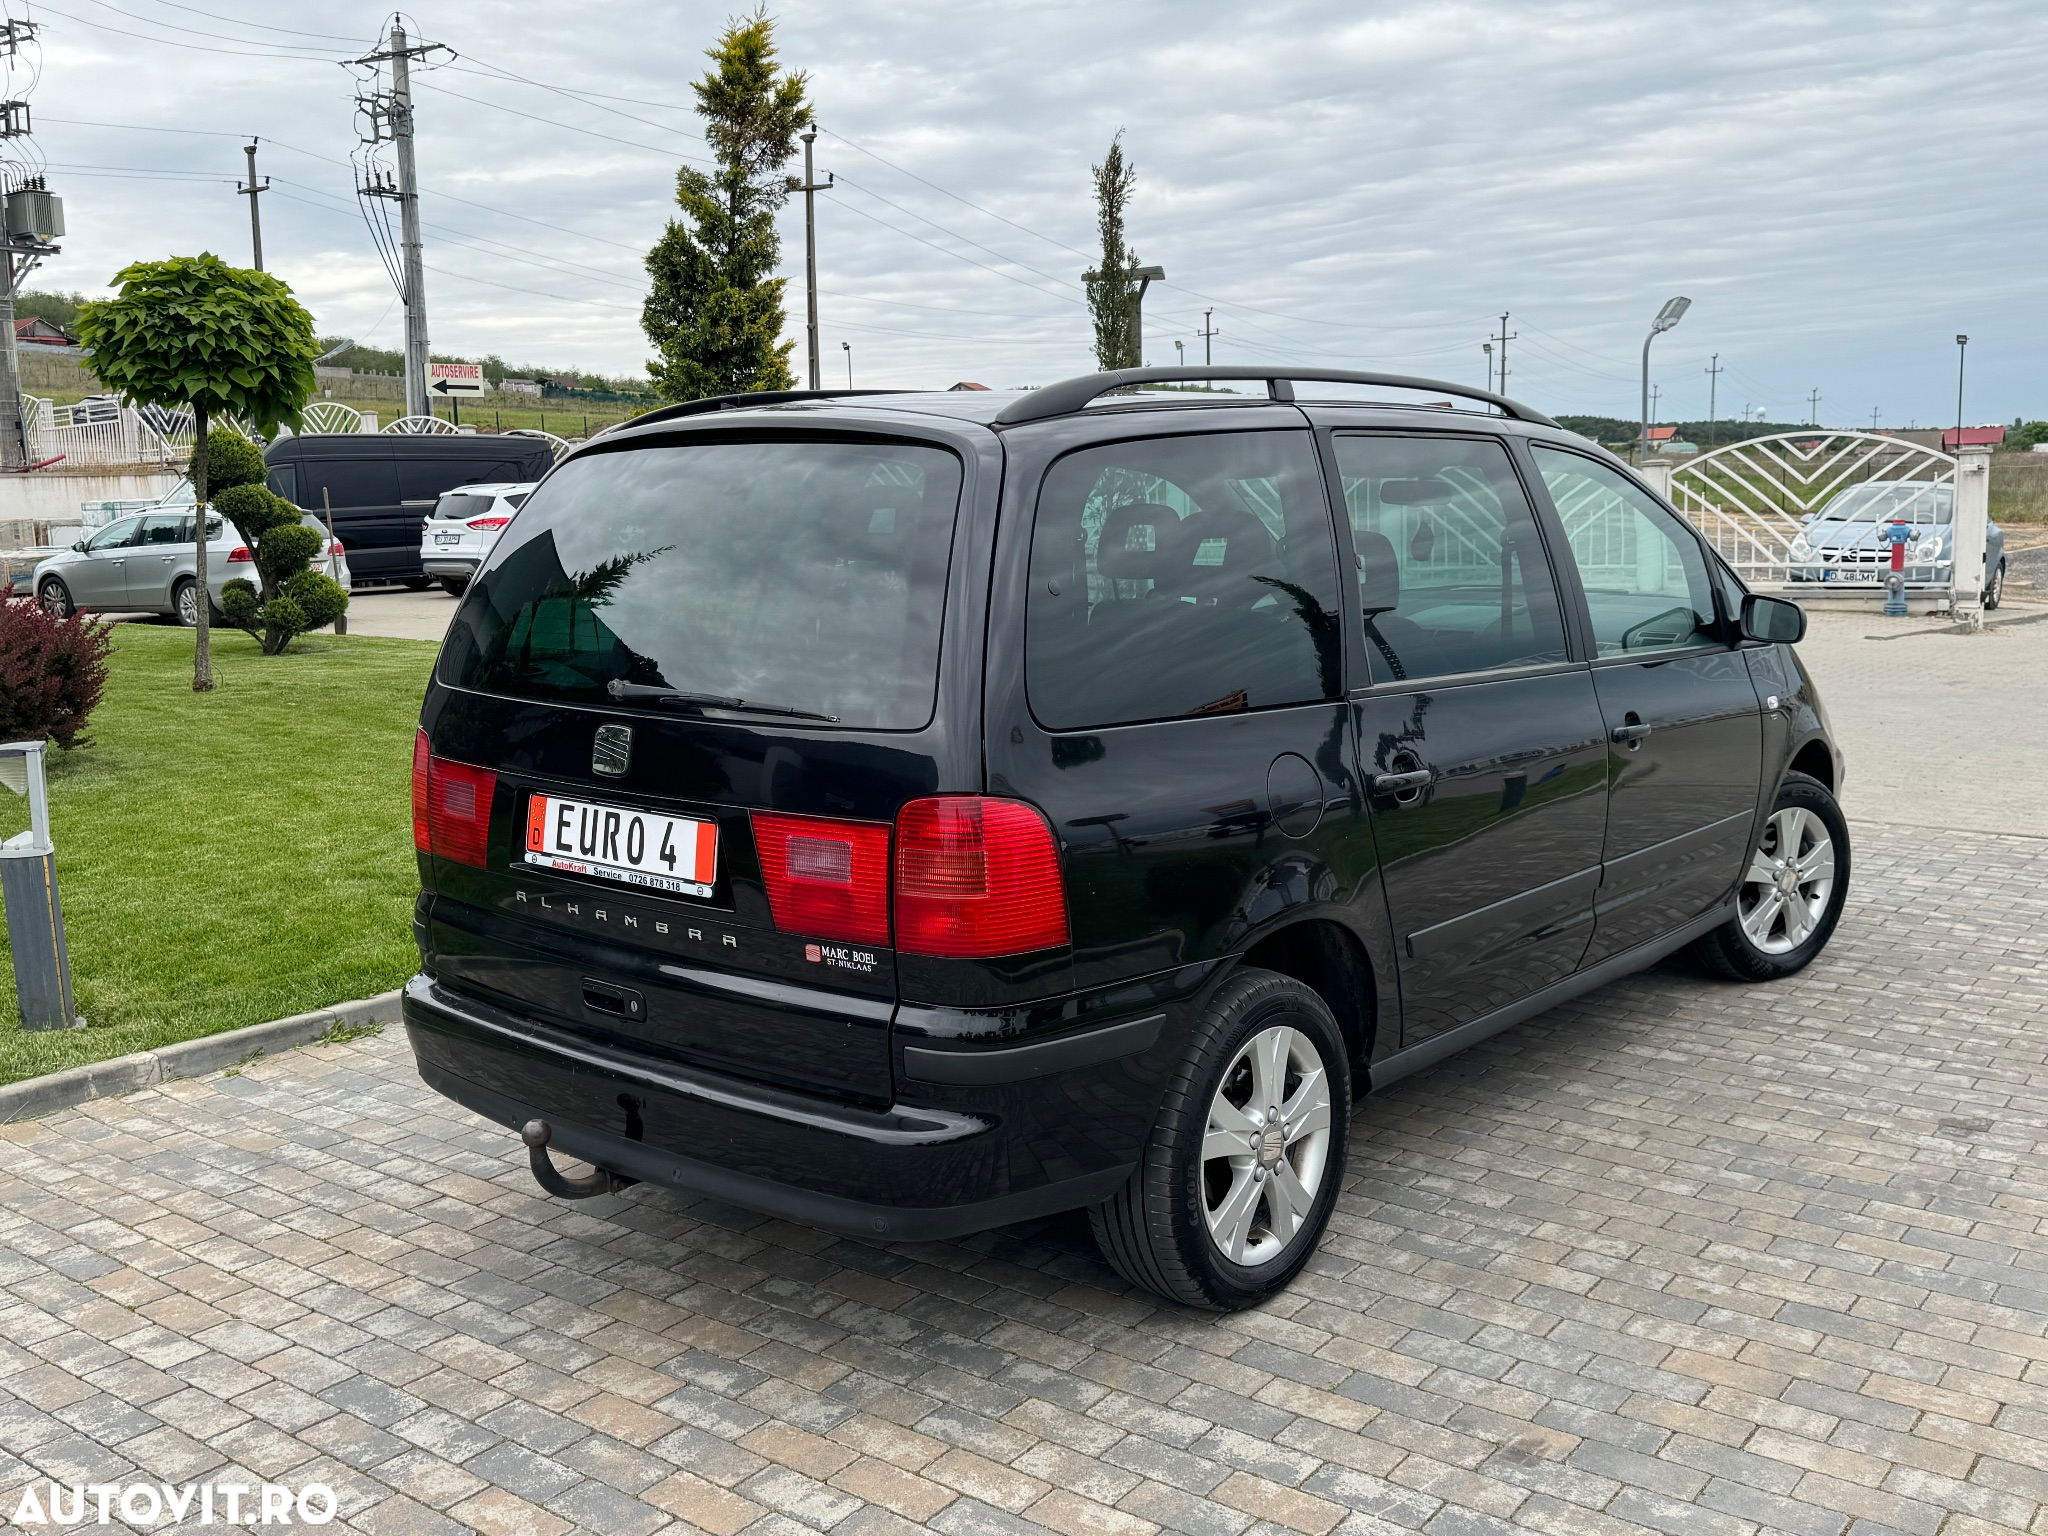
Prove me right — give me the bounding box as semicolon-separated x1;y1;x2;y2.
1025;430;1343;730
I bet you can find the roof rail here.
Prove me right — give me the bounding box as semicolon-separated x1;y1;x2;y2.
992;367;1556;428
621;388;903;432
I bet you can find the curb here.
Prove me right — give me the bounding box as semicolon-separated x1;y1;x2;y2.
0;989;404;1126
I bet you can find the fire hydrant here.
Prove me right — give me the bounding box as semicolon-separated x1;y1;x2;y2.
1882;517;1912;617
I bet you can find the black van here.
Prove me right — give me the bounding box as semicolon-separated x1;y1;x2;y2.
403;370;1847;1309
265;433;556;584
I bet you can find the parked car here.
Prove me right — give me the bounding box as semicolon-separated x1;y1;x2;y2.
263;435;555;586
1787;480;2006;607
404;370;1848;1310
418;482;535;595
34;504;351;625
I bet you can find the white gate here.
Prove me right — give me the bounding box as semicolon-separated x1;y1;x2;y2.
1669;431;1956;590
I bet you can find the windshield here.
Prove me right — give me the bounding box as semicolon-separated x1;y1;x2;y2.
1815;483;1952;524
439;438;962;729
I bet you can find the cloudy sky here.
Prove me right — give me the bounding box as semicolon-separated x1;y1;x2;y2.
17;0;2046;426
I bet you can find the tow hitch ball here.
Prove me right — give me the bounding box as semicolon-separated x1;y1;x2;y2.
521;1119;637;1199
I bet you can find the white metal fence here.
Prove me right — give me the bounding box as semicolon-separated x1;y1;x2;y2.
1667;431;1957;590
21;394;198;468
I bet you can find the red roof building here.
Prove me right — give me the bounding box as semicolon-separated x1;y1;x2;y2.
1942;425;2006;450
13;317;75;346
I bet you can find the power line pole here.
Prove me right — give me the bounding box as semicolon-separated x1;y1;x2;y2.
1198;308;1217;367
790;126;832;390
1870;406;1880;431
0;18;57;472
354;23;445;422
1650;383;1660;424
1807;387;1821;426
236;142;268;270
1704;353;1721;446
1493;313;1516;392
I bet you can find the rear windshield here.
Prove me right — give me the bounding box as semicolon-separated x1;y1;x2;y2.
434;493;493;520
439;438;963;729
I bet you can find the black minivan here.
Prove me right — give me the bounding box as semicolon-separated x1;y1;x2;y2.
265;434;556;584
404;369;1848;1309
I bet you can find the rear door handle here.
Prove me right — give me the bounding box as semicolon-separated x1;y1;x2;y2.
1372;769;1433;794
1611;723;1653;745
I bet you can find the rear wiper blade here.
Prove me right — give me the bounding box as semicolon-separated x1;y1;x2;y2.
605;679;839;723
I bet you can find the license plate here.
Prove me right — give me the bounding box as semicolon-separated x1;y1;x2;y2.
435;533;461;546
1821;567;1837;582
524;793;718;897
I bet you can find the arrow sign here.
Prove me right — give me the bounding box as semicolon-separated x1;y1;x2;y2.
428;362;484;397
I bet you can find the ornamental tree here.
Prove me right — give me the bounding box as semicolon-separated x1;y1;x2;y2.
641;11;810;400
201;429;348;654
74;254;319;690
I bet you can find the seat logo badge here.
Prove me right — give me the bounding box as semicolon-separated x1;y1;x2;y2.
592;723;632;777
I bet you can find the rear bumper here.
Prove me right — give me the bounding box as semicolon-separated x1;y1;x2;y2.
420;554;480;579
402;974;1143;1240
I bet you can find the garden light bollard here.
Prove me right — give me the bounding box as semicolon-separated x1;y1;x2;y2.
0;740;82;1031
1883;518;1912;617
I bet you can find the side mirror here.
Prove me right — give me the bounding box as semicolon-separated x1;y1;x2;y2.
1740;593;1806;644
71;540;86;553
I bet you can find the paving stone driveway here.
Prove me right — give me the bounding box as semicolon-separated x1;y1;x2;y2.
2;825;2045;1536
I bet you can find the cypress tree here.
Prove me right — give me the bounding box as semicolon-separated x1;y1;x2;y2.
1084;132;1141;372
642;11;811;401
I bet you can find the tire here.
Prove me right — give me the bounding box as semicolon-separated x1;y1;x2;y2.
438;576;468;596
1690;770;1849;982
37;578;72;619
403;575;434;592
1090;969;1350;1310
171;577;198;628
1984;559;2005;611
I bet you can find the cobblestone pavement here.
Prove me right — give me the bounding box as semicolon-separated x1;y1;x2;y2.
1791;606;2048;836
3;824;2044;1536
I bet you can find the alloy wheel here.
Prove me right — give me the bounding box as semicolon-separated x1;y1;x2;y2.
177;582;198;627
1738;806;1836;955
38;582;68;618
1201;1024;1333;1266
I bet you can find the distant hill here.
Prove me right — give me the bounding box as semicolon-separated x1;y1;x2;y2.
1555;415;1834;452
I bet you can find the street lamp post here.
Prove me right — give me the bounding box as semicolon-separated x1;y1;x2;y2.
1483;341;1493;392
1954;334;1968;446
842;340;851;389
1640;296;1691;464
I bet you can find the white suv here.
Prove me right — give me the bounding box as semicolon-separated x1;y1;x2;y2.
419;482;534;595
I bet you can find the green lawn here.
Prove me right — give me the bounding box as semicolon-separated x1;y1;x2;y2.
0;623;435;1087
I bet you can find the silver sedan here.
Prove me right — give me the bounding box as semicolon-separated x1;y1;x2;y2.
32;508;353;626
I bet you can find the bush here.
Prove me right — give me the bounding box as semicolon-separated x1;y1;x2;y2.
282;570;348;631
212;471;349;655
0;597;113;748
194;427;266;494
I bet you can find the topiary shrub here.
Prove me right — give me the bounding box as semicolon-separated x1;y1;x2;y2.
0;595;113;748
207;432;349;655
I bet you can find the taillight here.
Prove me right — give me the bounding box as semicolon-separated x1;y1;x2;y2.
331;541;345;556
752;812;891;947
894;797;1068;958
227;546;253;562
412;728;496;868
411;729;430;853
467;516;511;531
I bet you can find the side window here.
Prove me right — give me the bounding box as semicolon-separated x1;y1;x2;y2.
266;464;299;505
138;514;186;546
1027;430;1342;730
1531;447;1718;656
88;516;142;551
1332;435;1569;683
